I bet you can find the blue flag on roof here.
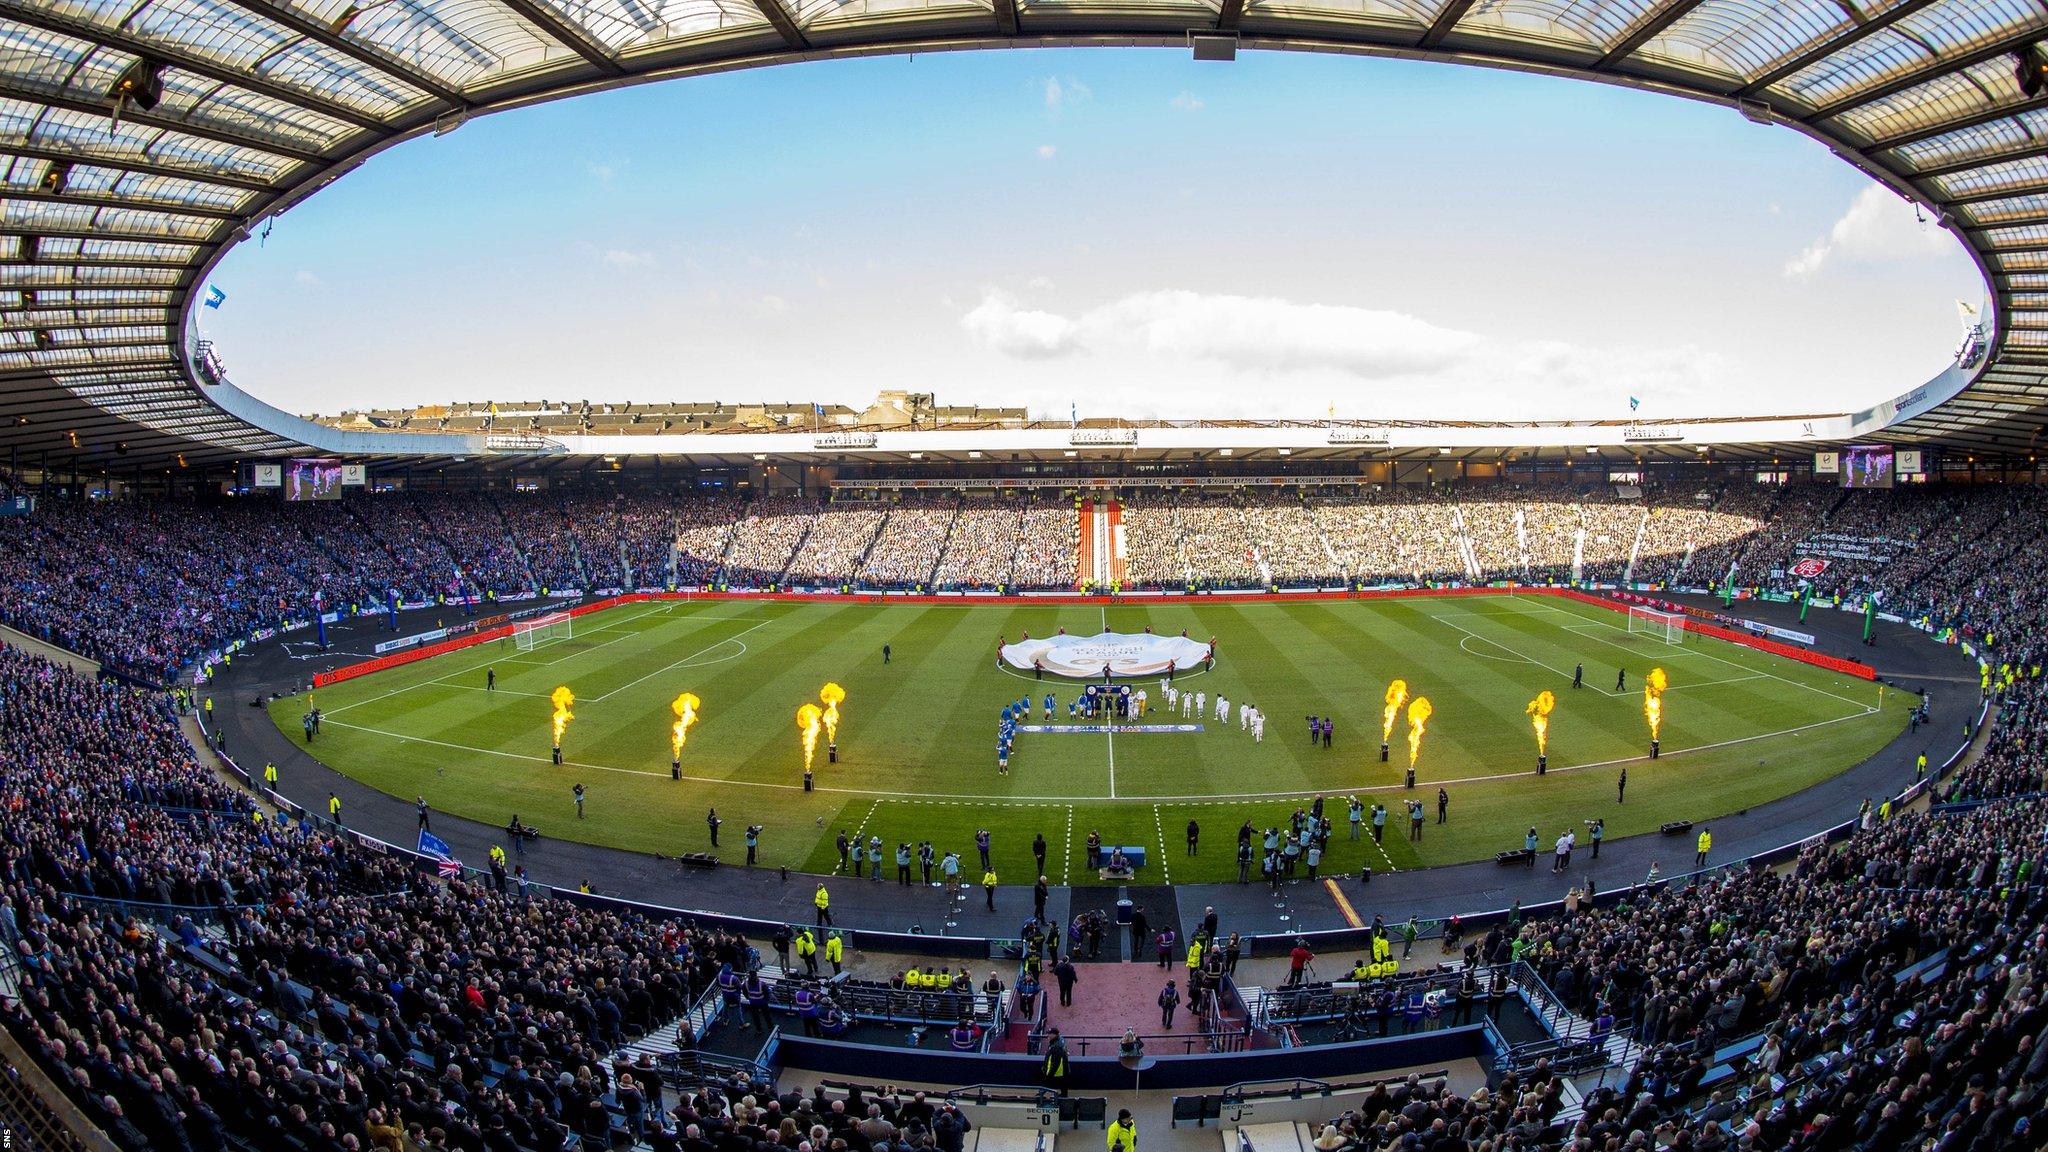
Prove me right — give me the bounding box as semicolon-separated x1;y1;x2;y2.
813;403;826;416
1627;396;1640;411
418;829;453;860
204;285;227;309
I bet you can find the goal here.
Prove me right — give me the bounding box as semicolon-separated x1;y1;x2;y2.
1625;606;1687;645
512;612;573;652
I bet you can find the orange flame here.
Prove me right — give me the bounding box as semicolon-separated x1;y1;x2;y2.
796;703;823;772
1382;679;1409;743
819;682;845;744
1526;690;1555;756
550;686;574;746
1644;667;1668;741
1406;696;1433;767
670;692;701;759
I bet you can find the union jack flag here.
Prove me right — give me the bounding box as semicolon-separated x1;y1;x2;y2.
436;858;462;879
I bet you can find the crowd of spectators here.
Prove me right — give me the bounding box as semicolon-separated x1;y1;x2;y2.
785;503;886;586
860;497;956;588
721;497;816;585
0;641;761;1152
1247;492;1337;585
673;494;741;588
10;479;2048;683
1010;497;1075;589
932;498;1022;589
4;471;2048;1152
1309;489;1467;585
1116;494;1191;587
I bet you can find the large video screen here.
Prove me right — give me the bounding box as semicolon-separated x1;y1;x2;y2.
285;458;345;502
1841;446;1895;489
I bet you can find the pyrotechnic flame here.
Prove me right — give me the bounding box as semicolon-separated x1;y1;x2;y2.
1526;690;1555;756
1382;679;1409;743
1644;667;1668;741
670;692;701;759
550;686;574;746
1406;696;1433;766
796;703;823;772
819;682;845;744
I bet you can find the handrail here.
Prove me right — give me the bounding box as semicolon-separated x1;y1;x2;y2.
1024;1028;1248;1057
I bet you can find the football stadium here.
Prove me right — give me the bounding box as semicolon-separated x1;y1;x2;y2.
4;5;2048;1152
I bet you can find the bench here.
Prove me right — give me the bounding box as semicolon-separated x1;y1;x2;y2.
1495;849;1535;866
678;852;719;869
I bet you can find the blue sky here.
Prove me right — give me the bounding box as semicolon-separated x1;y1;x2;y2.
204;47;1983;422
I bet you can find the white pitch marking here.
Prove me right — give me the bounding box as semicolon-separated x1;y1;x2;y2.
587;619;773;702
323;703;1880;804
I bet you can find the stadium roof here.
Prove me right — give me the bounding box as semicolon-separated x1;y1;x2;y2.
3;0;2046;473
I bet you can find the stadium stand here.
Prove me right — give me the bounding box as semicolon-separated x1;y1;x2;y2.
1;476;2046;1152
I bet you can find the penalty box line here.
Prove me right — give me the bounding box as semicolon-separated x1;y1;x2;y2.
321;601;679;720
1421;609;1628;698
1508;595;1879;716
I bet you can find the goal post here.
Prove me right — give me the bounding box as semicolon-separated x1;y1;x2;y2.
512;611;573;652
1625;606;1687;645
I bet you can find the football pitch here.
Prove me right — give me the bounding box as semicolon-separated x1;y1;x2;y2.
278;593;1906;885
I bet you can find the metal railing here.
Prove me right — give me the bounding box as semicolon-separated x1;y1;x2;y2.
1022;1026;1249;1058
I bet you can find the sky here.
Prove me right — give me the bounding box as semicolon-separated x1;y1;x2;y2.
202;47;1985;424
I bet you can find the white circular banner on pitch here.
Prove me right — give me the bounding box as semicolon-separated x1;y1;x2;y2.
1001;632;1209;677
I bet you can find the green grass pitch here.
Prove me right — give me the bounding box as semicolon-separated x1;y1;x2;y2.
278;594;1906;886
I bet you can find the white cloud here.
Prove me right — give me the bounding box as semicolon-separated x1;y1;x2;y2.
961;291;1079;358
1783;184;1954;279
1035;144;1057;160
1096;291;1481;376
587;162;615;185
1026;276;1056;291
600;249;656;269
958;288;1725;417
1042;76;1091;109
1169;91;1205;111
756;294;787;314
293;270;322;286
962;289;1478;376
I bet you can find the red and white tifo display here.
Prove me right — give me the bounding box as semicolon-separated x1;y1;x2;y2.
1000;631;1211;678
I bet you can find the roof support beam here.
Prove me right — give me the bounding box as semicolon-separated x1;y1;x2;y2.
750;0;810;49
4;143;276;194
486;0;626;75
2;189;243;221
992;0;1018;35
1592;0;1703;70
0;2;387;133
1417;0;1474;49
220;0;468;107
1733;0;1944;99
1947;183;2048;208
1872;95;2048;151
1962;209;2048;230
9;223;214;246
1912;137;2048;180
0;83;324;166
1216;0;1242;32
1807;28;2048;123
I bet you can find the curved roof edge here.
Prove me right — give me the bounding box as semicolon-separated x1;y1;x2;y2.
6;2;2043;471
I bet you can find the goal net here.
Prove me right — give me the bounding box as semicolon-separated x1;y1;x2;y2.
1625;606;1687;645
512;612;573;652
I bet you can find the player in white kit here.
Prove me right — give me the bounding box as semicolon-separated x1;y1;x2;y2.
1195;691;1206;718
1215;695;1229;723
